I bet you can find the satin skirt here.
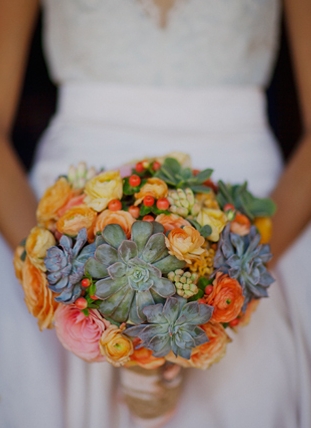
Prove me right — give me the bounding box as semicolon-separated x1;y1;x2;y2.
1;83;310;428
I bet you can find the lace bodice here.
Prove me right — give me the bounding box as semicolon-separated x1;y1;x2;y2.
42;0;281;87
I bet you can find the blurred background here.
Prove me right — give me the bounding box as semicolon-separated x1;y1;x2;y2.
12;11;303;172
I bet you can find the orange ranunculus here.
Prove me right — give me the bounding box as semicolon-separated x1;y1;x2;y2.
127;346;166;370
13;245;25;283
57;194;86;217
25;226;56;271
56;206;97;240
237;299;260;328
99;324;134;367
94;210;134;238
230;212;251;236
22;257;58;330
155;213;191;233
196;208;227;242
84;170;123;212
165;225;206;264
134;177;168;205
36;177;73;227
206;272;245;323
166;321;231;370
254;216;273;244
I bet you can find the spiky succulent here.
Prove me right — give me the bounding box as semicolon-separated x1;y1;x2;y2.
167;188;200;217
85;221;186;324
67;162;97;189
125;296;213;359
44;228;95;303
214;225;274;308
168;269;198;298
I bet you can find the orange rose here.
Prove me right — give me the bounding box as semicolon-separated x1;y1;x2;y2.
206;272;245;323
94;210;134;238
25;226;56;271
99;324;134;367
230;213;251;236
56;206;97;240
13;245;25;284
22;257;58;330
155;213;191;233
165;225;206;264
127;346;166;370
134;178;168;205
37;177;73;227
166;321;231;370
254;216;273;244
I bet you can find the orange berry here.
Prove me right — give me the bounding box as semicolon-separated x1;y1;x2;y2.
108;199;122;211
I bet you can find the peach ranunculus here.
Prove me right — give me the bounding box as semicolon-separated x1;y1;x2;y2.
127;346;166;370
54;305;109;362
165;225;206;264
36;177;73;227
84;170;123;212
196;208;227;242
230;212;251;236
22;257;58;330
99;324;134;367
166;321;231;370
134;177;168;205
13;245;26;284
237;298;260;328
56;206;97;240
25;226;56;271
206;272;245;323
57;194;86;217
155;213;191;233
253;216;273;244
94;209;134;238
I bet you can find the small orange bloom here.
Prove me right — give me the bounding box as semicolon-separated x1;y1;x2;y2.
134;178;168;205
13;245;25;284
230;212;251;236
127;346;166;370
99;324;134;367
37;177;73;227
22;257;58;330
56;206;97;240
165;226;206;264
94;210;134;238
155;213;191;233
254;216;273;244
206;272;245;323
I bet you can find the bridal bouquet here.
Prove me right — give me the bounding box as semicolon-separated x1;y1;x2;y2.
14;153;275;420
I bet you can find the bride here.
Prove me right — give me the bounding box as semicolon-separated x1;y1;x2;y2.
0;1;310;427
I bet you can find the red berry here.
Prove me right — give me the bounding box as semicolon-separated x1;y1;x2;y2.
203;179;218;192
90;295;98;301
156;197;170;210
143;195;155;206
135;162;145;173
229;318;240;327
108;199;122;211
143;215;154;222
128;205;140;219
204;285;213;295
152;161;161;171
81;278;91;288
224;203;235;212
198;298;206;304
129;174;141;187
192;169;200;176
75;297;88;310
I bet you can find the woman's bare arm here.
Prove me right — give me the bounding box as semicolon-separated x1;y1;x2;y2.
269;0;311;264
0;0;40;249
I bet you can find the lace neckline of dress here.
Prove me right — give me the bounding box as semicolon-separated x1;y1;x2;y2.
137;0;186;28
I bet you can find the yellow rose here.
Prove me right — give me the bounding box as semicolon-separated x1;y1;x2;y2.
25;227;56;271
196;208;227;242
254;216;273;244
56;206;97;240
134;177;168;205
22;257;58;330
94;209;134;238
84;171;123;212
99;325;134;367
165;226;206;264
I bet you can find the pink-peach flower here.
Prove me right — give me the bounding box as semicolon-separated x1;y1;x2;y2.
155;213;191;233
94;209;134;238
57;194;86;217
54;305;109;362
56;206;97;240
230;213;251;236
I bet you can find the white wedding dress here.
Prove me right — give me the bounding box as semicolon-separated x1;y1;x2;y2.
1;1;311;427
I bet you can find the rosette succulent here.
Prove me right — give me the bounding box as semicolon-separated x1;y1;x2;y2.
167;188;200;217
125;296;213;359
85;221;186;324
214;225;274;308
44;228;95;303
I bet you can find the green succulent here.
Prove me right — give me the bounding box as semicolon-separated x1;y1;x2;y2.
216;181;276;220
155;157;213;193
168;269;198;298
167;188;201;217
125;296;213;359
84;221;186;324
214;225;274;308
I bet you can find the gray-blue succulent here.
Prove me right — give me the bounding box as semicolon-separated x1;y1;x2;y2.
85;221;186;324
44;228;95;303
214;224;274;308
125;296;213;359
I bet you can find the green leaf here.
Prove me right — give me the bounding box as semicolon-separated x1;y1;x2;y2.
195;168;213;184
200;225;212;238
164;158;181;174
189;185;211;193
188;288;204;301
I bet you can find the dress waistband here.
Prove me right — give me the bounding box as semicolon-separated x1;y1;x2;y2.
57;83;267;133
